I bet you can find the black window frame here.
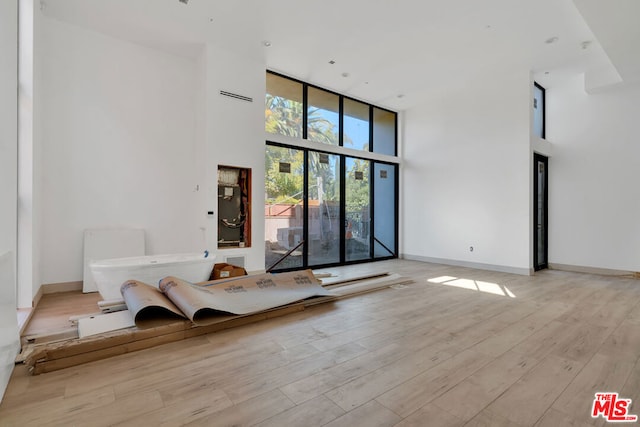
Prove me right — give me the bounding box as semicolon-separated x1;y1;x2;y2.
534;82;546;140
266;70;398;156
265;141;399;272
265;71;399;272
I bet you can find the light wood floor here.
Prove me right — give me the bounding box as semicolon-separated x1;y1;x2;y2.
1;259;639;426
23;289;102;338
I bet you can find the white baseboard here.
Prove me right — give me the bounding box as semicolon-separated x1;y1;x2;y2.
32;280;84;313
41;280;83;295
548;263;637;277
401;254;533;276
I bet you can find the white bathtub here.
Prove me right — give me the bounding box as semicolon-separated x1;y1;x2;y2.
89;252;215;301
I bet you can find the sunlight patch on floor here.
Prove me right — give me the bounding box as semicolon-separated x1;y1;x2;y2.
427;276;516;298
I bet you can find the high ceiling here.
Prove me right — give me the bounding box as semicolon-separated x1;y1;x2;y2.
41;0;639;110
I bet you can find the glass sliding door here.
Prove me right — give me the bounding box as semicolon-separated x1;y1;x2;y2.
345;157;371;262
265;145;304;270
373;162;397;258
308;152;341;266
265;143;397;271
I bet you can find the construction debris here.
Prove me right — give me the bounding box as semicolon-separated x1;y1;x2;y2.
19;271;413;375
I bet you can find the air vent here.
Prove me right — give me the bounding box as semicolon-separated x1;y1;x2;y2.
219;90;253;103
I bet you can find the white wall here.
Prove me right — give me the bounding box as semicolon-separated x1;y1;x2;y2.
547;76;640;271
203;45;266;272
1;2;18;259
401;72;531;274
34;17;269;285
38;18;202;284
17;0;43;307
0;0;20;402
0;252;19;403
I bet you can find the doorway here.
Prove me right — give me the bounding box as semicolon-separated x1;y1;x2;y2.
533;153;548;271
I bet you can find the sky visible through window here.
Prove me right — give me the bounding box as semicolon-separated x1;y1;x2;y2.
309;107;370;151
343;115;369;150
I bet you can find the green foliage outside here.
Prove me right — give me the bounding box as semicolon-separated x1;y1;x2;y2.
265;95;369;214
345;158;370;212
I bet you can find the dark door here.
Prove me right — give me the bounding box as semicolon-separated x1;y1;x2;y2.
533;153;548;271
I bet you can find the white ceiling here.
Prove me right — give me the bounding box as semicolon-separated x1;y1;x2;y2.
40;0;640;110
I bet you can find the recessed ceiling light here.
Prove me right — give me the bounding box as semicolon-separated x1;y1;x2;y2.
263;41;272;47
545;36;559;44
329;60;336;65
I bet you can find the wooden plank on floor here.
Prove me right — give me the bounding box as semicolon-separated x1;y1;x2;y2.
317;271;390;287
25;304;306;375
21;327;79;346
27;319;190;363
31;330;188;374
184;305;306;339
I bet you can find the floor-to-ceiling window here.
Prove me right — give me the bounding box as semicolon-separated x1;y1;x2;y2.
345;157;371;262
308;151;341;266
373;161;397;258
265;71;399;271
265;145;305;270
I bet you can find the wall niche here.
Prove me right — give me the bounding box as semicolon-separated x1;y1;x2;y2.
217;165;251;249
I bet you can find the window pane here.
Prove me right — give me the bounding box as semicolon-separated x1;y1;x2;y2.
266;73;303;138
308;152;341;266
373;163;396;257
343;99;370;151
307;87;339;146
372;108;396;155
345;157;371;261
265;145;304;270
533;83;545;139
